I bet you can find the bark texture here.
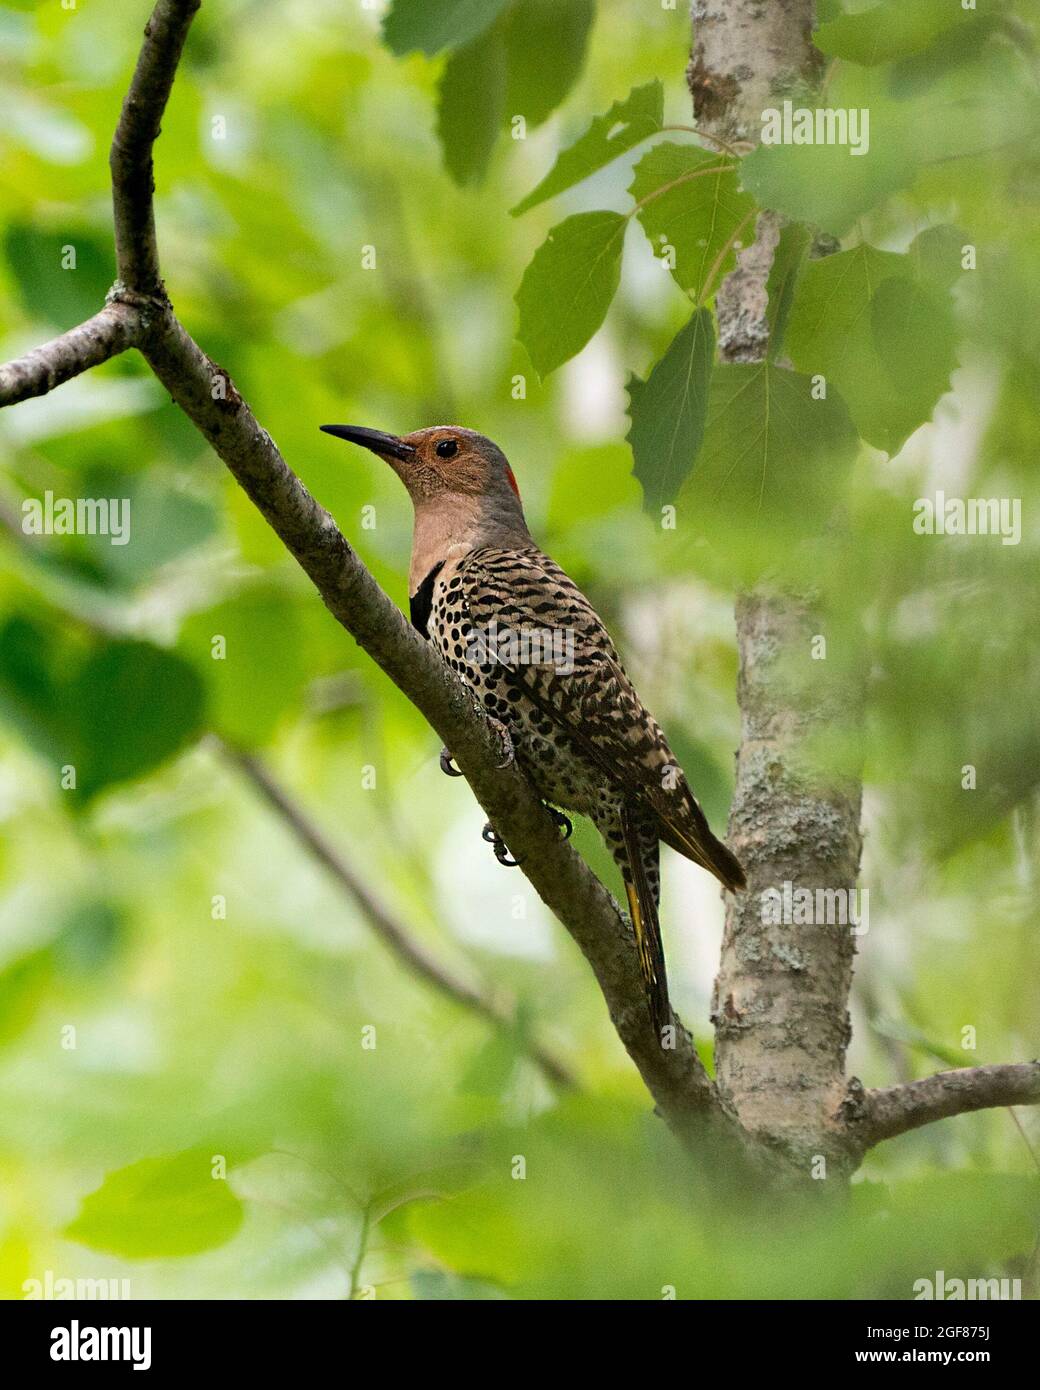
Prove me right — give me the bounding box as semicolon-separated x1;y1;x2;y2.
714;591;862;1171
691;1;866;1175
688;0;820;143
847;1065;1040;1148
209;737;576;1091
0;303;141;406
110;0;200;296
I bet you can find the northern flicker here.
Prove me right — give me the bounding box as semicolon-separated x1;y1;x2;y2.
321;424;746;1035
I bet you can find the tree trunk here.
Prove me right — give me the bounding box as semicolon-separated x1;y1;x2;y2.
689;1;865;1178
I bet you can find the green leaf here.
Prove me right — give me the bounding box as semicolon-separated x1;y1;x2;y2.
630;143;753;301
626;309;715;512
511;80;663;216
382;0;511;57
434;0;596;186
515;210;626;377
436;28;508;186
72;641;207;799
888;13;1004;98
740;136;912;239
0;617;207;801
739;67;915;236
765;222;811;360
870;276;958;427
5;223;114;328
501;0;595;129
178;587;308;747
0;948;54;1047
0;614;68;765
54;899;126;974
690;361;858;522
101;473;219;587
814;0;973;67
907;223;967;289
65;1149;244;1258
785;244;958;453
408;1181;526;1284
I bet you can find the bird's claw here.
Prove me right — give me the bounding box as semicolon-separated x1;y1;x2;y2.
482;821;521;867
546;806;573;840
487;717;515;770
439;747;463;778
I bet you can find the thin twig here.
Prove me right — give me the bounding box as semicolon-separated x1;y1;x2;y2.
849;1064;1040;1149
109;0;200;295
0;302;141;406
210;735;576;1091
347;1201;372;1301
658;123;754;158
1009;1108;1040;1175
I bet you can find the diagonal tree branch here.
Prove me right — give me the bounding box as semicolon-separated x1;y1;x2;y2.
138;303;739;1161
843;1064;1040;1150
0;0;755;1171
0;302;141;407
5;472;580;1091
209;734;577;1092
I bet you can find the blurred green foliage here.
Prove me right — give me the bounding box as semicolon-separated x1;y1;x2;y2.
0;0;1037;1299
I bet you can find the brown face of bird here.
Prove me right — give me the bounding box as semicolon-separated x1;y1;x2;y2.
320;424;522;505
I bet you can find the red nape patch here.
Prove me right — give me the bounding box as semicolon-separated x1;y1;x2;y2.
505;465;520;498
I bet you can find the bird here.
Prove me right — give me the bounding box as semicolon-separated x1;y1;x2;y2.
320;423;746;1038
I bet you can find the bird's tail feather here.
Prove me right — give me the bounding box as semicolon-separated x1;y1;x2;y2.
659;805;746;893
620;803;671;1038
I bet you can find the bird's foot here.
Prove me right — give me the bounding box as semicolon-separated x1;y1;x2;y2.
482;821;521;868
439;747;463;778
487;717;515;770
545;805;573;840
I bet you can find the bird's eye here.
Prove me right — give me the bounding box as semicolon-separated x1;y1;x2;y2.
435;438;458;459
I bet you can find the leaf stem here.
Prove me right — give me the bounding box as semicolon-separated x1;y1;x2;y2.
697;208;756;308
658;124;753;159
627;162;735;219
348;1202;372;1300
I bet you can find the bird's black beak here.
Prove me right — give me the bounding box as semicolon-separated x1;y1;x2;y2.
319;424;415;461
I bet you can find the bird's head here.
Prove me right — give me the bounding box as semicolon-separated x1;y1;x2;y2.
320;423;522;510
